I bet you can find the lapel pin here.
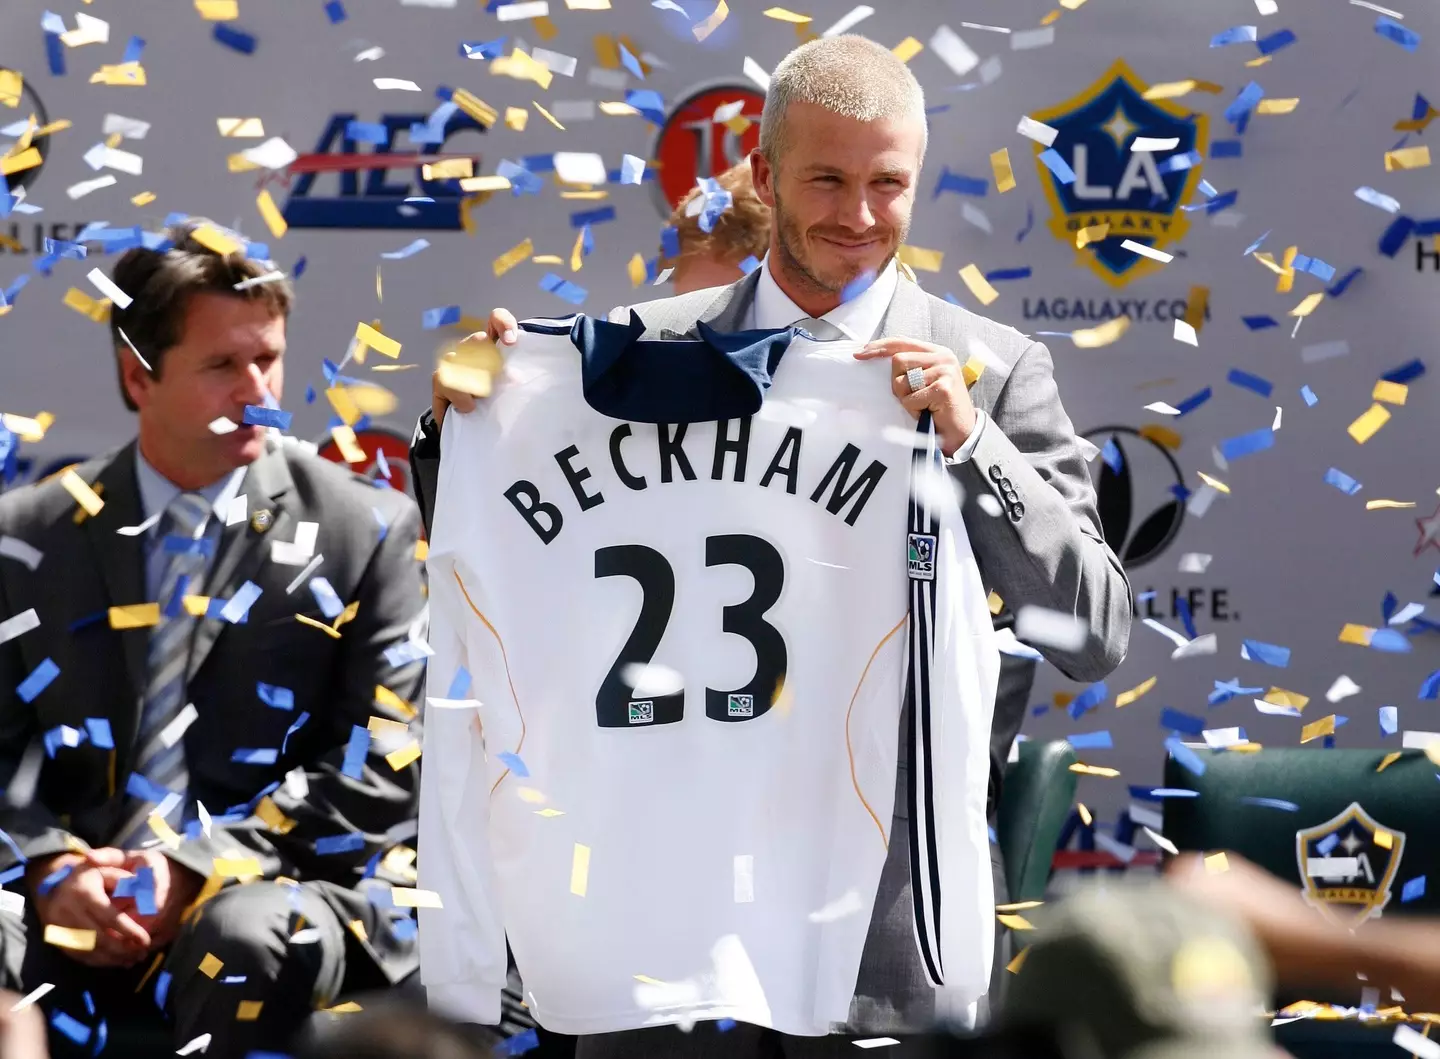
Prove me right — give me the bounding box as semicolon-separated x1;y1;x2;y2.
250;509;275;533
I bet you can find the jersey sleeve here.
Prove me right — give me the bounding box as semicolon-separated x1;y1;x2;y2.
418;413;510;1024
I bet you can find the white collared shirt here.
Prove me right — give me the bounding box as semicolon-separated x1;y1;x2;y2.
746;255;987;462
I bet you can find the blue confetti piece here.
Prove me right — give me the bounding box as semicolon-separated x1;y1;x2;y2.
304;385;316;405
1174;387;1211;416
1068;681;1109;719
1202;190;1239;215
242;405;291;430
1226;368;1273;398
154;970;171;1011
580;223;594;259
133;866;157;915
1219;427;1275;462
361;851;381;881
1317;832;1339;856
366;886;395;908
1379;215;1416;258
1416;218;1440;237
497;751;530;776
1382;358;1425;384
1375;15;1420;51
569;205;615;229
985;267;1032;283
660;225;680;259
1419;669;1440;699
1224;82;1265;124
384;640;431;667
1380;706;1398;736
496;1029;540;1057
1370;629;1412;654
43;724;85;759
309;577;344;619
624;89;666;125
1157;150;1201;175
461;38;506;60
1164;736;1207;777
1211;140;1243;158
84;718;113;750
717;1019;738;1032
1256;28;1297;55
933;168;989;197
393;917;418;941
0;865;21;886
1324;468;1362;495
617;41;645;80
440;668;473;704
220;975;247;985
381;239;428;260
0;828;26;867
163;535;215;558
1149;788;1200;799
17;658;59;704
345;121;389;146
1403;876;1426;903
1210;25;1258;46
282;710;310;756
1241;796;1299;811
257;682;295;711
1301;385;1318;407
539;273;588;306
738;254;761;275
325;0;347;22
37;862;72;896
422;305;461;330
231;747;278;765
50;1012;90;1046
1100;438;1123;474
122;34;145;63
315;832;366;855
292;255;308;278
1197;179;1218;199
1175;596;1198;642
83;991;94;1017
219;580;263;624
1067;730;1112;750
213;23;257;53
1016;203;1035;243
342;724;370;779
44;30;65;76
1241;639;1290;667
125;772;172;803
1209;679;1265;706
1037;149;1076;184
1241;315;1278;331
1160;708;1206;735
1303;257;1336;283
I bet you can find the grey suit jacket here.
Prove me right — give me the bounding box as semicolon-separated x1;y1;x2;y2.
0;439;428;982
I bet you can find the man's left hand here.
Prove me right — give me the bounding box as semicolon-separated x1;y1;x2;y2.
108;850;206;952
854;338;978;458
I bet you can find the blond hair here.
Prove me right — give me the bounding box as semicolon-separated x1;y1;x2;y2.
662;160;771;267
759;35;927;169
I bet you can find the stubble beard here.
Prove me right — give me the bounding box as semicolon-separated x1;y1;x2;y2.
772;191;907;299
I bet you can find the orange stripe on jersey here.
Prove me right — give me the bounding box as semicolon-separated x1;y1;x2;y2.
454;569;528;795
845;612;909;849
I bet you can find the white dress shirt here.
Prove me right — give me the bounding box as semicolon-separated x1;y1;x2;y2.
746;255;987;462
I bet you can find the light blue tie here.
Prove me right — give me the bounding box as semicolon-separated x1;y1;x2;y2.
118;490;213;848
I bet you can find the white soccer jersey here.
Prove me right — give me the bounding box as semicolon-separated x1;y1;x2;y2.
419;315;998;1036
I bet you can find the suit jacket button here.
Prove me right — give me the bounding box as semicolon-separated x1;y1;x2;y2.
989;464;1004;482
1004;489;1019;503
1000;477;1013;490
1010;503;1025;521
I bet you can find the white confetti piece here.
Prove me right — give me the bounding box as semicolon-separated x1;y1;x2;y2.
742;56;770;91
1131;136;1179;152
1391;602;1425;625
978;55;1003;85
0;537;42;571
1326;675;1361;702
620;663;684;697
271;522;319;566
1202;727;1245;748
374;78;422;91
425;697;483;710
1128;803;1164;831
929;26;979;76
553;152;607;185
1254;698;1301;718
10;983;53;1012
1014;605;1086;652
853;1041;902;1050
67;175;117;200
808;889;865;923
176;1033;211;1055
1177;553;1212;574
1351;0;1404;17
1121;239;1173;263
1016;116;1058;147
1011;26;1055;49
497;0;548;19
233;270;288;292
102;113;150;139
1172;633;1217;659
1144;402;1182;415
1354;186;1401;213
960;201;992;233
733;854;754;903
354;46;385;62
1255;0;1278;13
208;417;238;435
1300;339;1350;364
1143;618;1190;649
285;768;309;801
1307;857;1359;879
1272;405;1283;431
961;21;1009;33
1142;826;1178;855
240;137;299;171
0;890;23;917
1395;1026;1440;1059
0;609;39;646
821;5;873;36
1186;484;1220;518
160;703;199;749
1172;319;1198;345
587;66;629;90
87;268;132;309
531;47;578;76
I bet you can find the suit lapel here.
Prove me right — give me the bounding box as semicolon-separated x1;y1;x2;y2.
188;444;294;682
658;271;762;340
82;443;149;704
877;271;934;342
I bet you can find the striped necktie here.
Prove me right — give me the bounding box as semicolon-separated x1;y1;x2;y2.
118;490;213;848
793;317;848;342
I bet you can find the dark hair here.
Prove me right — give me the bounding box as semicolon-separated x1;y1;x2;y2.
108;218;293;411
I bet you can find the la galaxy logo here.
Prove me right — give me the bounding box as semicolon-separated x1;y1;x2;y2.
1030;59;1209;287
907;533;936;581
1294;802;1405;926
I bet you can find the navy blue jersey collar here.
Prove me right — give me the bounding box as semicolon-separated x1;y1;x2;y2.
522;312;798;423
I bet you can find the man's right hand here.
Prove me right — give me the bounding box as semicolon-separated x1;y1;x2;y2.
27;849;151;968
431;307;519;427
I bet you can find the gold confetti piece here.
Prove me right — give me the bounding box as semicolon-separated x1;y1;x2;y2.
570;228;587;272
457;175;512;194
764;6;811;20
199;953;224;978
375;685;416;718
627;253;646;287
1244;55;1272;67
422;159;473;181
0;70;21;108
1040;8;1063;25
1071;315;1131;348
961;356;985;388
195;0;238;18
255;796;296;834
491;48;554;90
216;117;263;137
368;716;409;738
413;540;429;562
1378;751;1403;773
323;1001;363;1014
1115;676;1157;708
1141;79;1222;101
1264;688;1309;709
45;925;97;952
1075;222;1109;248
255;189;287;240
1300;715;1337;744
532;101;565;130
213;857;263;878
986;590;1003;616
131;191;156;206
323;383;361;422
182;595;210;617
530;254;563;265
1367;499;1416;510
297;614;342;639
898;245;943;272
517;787;547;804
1182;286;1209;334
996;900;1044;913
348;920;368;943
1276;245;1298;294
1006;947;1029;974
235;1000;263;1021
570;843;592;896
355;322;401;359
1376;830;1394;850
892;36;924;63
1196;471;1230;494
958;264;999;306
1385;145;1431;171
149;813;182;848
1;411;52;441
1204;852;1229;874
535;808;566;818
693;0;729;41
494;238;535;277
1250;251;1284;276
436;361;493;398
1077;803;1093;826
1338;623;1374;646
109;603;160;629
331;425;367;465
997;914;1034;930
1347;403;1391;444
191;226;242;258
391;887;443;909
227;153;261;173
1373;380;1408;405
90;63;147;87
385;741;422;771
451;88;499;128
333;600;358;629
1256;98;1299;115
1069;763;1120;777
60;469;105;516
989;148;1015;193
63;287;110;324
598;101;639;117
0;148;42;177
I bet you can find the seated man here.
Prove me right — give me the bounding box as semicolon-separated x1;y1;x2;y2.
0;221;427;1058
